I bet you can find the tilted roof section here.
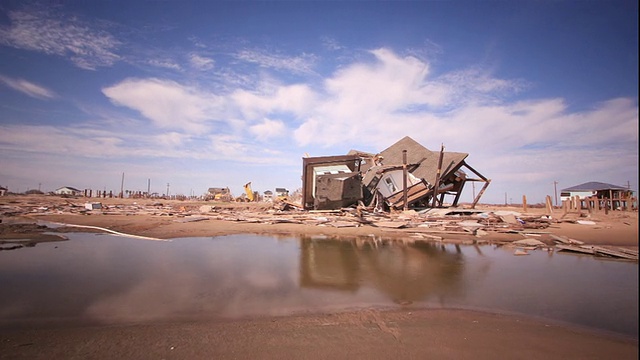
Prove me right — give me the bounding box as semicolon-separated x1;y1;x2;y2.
561;181;628;192
378;136;468;185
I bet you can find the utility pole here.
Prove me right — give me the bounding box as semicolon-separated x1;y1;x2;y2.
166;183;170;197
472;182;476;200
147;179;151;197
553;181;558;207
120;172;125;198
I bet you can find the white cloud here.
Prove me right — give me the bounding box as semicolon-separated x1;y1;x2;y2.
0;8;121;70
189;54;215;71
249;118;287;141
231;82;317;120
0;75;57;99
155;132;189;147
293;48;455;146
102;78;225;133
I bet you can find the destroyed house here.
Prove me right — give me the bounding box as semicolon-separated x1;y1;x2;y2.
301;136;490;211
301;154;363;210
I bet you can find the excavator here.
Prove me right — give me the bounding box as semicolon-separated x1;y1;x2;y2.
242;182;255;202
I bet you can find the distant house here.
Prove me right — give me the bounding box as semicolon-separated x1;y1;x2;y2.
275;188;289;198
560;181;635;210
0;186;7;196
206;187;232;201
54;186;82;196
264;190;273;202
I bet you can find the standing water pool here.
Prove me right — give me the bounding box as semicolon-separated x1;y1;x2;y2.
0;233;637;338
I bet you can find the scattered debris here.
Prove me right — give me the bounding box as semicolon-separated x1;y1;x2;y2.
556;244;638;261
1;197;636;262
84;202;102;210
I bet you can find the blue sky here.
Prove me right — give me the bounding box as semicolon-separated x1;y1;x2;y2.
0;1;637;204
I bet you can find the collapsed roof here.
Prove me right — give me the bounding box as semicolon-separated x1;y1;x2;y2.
302;136;490;211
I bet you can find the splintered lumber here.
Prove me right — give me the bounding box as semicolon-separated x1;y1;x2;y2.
550;234;570;244
549;234;585;245
371;221;407;228
328;221;359;228
512;239;546;247
500;214;520;225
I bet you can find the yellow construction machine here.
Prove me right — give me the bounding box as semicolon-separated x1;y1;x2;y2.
243;182;255;202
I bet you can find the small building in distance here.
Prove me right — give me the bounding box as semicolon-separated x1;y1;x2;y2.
0;186;7;196
206;187;232;201
275;188;289;199
263;190;274;202
54;186;82;196
560;181;635;210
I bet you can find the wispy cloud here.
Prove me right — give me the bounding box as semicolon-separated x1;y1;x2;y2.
235;49;317;75
0;7;120;70
148;59;182;71
320;36;344;51
0;75;57;99
189;54;215;71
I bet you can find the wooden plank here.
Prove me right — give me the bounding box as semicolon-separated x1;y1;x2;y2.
371;221;407;228
617;248;639;256
549;234;584;245
591;246;638;260
555;244;595;255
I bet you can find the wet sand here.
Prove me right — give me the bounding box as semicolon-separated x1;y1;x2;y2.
1;309;637;359
1;195;638;359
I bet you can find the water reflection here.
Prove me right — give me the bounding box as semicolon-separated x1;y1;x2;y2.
0;233;636;338
300;238;465;304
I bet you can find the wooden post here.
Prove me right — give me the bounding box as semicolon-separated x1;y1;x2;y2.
522;195;527;212
402;150;408;211
545;195;553;215
431;144;445;208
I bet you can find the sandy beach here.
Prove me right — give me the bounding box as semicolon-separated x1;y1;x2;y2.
1;195;638;359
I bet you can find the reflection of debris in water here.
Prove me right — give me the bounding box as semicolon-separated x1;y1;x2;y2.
0;233;69;251
1;222;70;250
